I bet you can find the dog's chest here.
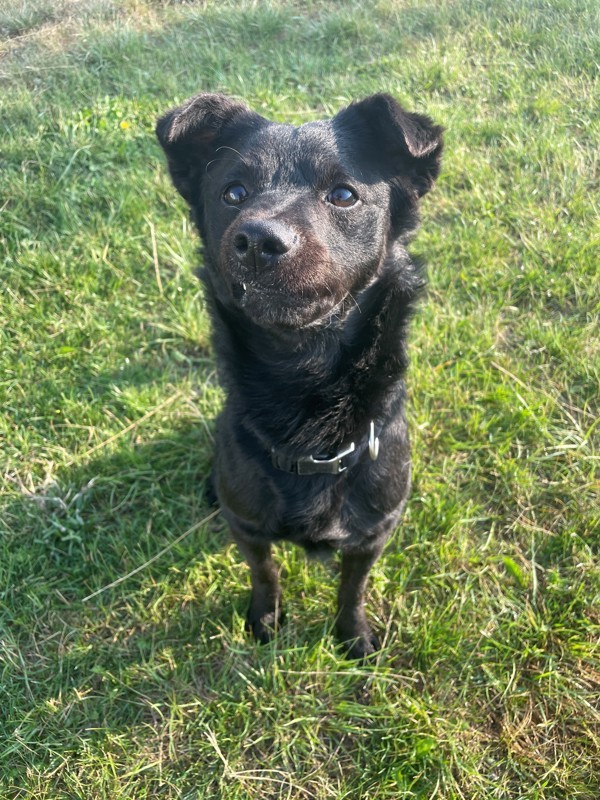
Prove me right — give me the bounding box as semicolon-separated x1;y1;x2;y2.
268;477;346;542
268;474;387;552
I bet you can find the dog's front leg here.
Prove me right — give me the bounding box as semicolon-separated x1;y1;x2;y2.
233;532;283;644
337;544;385;659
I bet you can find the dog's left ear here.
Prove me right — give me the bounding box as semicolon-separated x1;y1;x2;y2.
335;93;443;198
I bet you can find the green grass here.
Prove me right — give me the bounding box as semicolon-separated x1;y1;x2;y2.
1;0;598;797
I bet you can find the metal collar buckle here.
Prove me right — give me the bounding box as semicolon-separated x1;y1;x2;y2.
295;441;356;475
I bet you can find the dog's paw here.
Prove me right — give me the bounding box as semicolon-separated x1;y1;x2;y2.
338;622;381;661
245;607;285;644
342;632;381;661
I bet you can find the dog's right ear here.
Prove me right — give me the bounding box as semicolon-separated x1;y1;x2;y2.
156;93;262;205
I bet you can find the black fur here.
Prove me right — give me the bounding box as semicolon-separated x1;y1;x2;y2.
156;93;443;659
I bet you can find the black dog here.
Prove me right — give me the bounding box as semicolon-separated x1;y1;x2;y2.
156;93;442;659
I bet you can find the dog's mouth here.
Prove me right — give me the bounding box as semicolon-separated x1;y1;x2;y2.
231;281;247;302
226;274;347;330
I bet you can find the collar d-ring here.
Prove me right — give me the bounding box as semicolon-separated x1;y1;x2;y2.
369;420;380;461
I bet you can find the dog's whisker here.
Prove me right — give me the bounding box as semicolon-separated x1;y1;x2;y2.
346;292;361;312
215;145;249;165
205;157;245;173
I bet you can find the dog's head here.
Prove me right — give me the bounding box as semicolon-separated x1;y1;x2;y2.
157;93;442;329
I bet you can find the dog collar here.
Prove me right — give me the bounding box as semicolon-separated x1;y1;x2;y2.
271;421;380;476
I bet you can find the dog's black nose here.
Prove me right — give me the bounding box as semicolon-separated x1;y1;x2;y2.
233;220;297;271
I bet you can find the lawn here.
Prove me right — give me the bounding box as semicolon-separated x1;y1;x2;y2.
1;0;598;797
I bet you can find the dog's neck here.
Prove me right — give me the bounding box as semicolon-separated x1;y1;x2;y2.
208;258;421;455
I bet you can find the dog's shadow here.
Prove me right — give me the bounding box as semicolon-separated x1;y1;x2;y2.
6;410;219;674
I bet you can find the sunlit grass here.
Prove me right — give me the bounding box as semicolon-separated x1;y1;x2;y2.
1;0;598;797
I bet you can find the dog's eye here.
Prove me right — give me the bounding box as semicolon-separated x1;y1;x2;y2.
223;184;249;206
326;186;358;208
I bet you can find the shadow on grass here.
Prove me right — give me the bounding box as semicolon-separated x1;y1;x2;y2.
3;415;238;769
